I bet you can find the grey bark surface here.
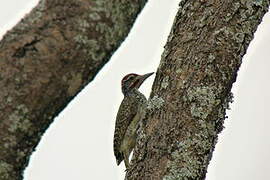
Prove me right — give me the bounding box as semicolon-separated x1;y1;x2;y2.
126;0;270;180
0;0;147;179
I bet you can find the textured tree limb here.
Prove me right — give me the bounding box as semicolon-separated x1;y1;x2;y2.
127;0;270;179
0;0;147;179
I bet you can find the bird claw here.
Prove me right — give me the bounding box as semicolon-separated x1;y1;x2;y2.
125;163;135;172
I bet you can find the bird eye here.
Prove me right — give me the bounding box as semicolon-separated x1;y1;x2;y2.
128;75;135;81
122;74;137;83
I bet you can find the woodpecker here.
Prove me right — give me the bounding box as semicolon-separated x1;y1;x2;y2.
113;72;154;169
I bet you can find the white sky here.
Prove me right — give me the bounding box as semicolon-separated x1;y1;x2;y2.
1;1;270;180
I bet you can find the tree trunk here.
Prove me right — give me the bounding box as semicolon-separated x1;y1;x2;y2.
127;0;269;179
0;0;147;179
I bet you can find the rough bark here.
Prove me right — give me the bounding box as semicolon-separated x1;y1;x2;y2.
0;0;147;179
127;0;270;180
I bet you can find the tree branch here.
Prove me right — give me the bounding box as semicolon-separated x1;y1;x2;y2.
127;0;270;179
0;0;147;179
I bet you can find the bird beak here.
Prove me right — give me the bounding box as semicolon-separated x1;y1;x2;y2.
136;72;155;88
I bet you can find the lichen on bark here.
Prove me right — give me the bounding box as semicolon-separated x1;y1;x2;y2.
0;0;148;179
126;0;270;179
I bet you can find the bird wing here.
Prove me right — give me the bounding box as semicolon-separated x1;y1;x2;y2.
113;96;139;165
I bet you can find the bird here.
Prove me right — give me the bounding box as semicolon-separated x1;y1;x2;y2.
113;72;154;169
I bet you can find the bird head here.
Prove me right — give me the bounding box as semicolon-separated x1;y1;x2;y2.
121;72;154;95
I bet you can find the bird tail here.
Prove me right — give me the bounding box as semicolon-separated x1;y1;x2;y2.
115;152;124;165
